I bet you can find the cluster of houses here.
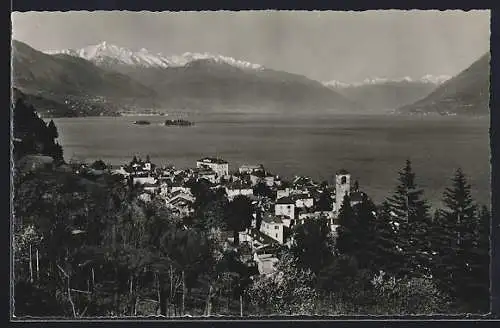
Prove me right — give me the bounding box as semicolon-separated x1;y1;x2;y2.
108;155;367;275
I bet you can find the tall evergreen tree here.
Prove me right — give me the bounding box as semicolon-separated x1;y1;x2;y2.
290;217;333;275
350;194;379;272
371;201;400;279
335;194;357;256
47;120;59;140
225;195;253;245
431;169;489;312
316;188;333;212
466;204;490;312
386;160;431;279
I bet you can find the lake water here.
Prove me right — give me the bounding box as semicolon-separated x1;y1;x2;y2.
53;113;491;207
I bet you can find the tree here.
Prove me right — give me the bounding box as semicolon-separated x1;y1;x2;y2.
253;182;274;199
47;119;59;140
430;169;487;311
371;201;401;279
289;217;333;275
465;204;490;312
225;195;253;245
91;160;108;171
335;194;357;256
316;188;333;212
385;160;432;279
246;254;318;315
335;193;387;278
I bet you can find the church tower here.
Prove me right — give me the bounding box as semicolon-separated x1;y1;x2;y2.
335;169;351;212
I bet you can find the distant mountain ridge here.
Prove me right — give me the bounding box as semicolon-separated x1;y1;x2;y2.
323;76;451;112
397;53;490;116
12;40;156;100
323;75;451;88
45;41;264;71
42;41;362;113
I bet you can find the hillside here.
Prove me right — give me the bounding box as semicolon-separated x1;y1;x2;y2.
397;53;490;116
11;40;158;114
47;42;364;113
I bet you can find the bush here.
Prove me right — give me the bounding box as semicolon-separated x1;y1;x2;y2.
371;275;453;314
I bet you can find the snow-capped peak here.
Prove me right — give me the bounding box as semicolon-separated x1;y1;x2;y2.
45;42;264;71
323;75;451;88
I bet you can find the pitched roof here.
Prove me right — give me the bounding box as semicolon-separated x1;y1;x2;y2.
198;157;228;164
262;214;284;224
292;193;313;201
276;196;294;204
336;169;350;175
169;197;193;207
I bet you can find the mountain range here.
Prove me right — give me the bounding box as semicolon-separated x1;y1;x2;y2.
11;40;490;117
12;41;361;114
324;77;451;113
397;52;490;116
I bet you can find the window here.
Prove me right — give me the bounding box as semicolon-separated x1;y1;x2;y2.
341;176;347;184
275;233;278;238
287;205;291;209
275;225;279;229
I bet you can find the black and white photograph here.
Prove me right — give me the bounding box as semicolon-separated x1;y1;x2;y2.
10;10;491;318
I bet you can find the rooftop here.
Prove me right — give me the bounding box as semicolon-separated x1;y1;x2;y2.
240;164;264;169
336;169;350;175
197;157;228;164
169;197;193;207
262;214;284;224
276;196;294;205
291;193;313;201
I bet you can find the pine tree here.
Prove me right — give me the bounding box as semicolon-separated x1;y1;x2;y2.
316;188;333;212
47;120;59;140
431;169;487;311
464;204;490;312
371;201;400;279
351;194;378;272
386;160;431;279
335;194;357;256
441;169;477;247
290;217;332;275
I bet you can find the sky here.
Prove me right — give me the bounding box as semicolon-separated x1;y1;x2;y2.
11;10;490;83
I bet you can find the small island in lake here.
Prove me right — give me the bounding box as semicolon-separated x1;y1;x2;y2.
133;120;151;125
164;119;194;126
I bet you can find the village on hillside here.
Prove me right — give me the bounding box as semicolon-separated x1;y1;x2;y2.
68;155;368;276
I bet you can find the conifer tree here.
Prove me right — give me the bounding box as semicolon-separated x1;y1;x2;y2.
335;194;357;256
290;217;332;275
431;169;487;311
350;194;378;272
47;120;59;140
466;204;490;312
316;188;333;212
371;201;400;279
386;160;431;278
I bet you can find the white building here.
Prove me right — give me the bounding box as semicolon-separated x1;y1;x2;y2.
254;253;279;275
239;164;264;174
226;186;254;201
260;216;287;244
133;176;158;185
197;168;217;184
274;197;295;220
166;195;194;217
196;157;229;178
292;194;314;209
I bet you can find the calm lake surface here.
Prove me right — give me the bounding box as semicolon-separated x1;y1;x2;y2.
53;113;491;207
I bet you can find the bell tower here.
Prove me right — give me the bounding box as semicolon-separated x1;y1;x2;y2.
335;169;351;212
